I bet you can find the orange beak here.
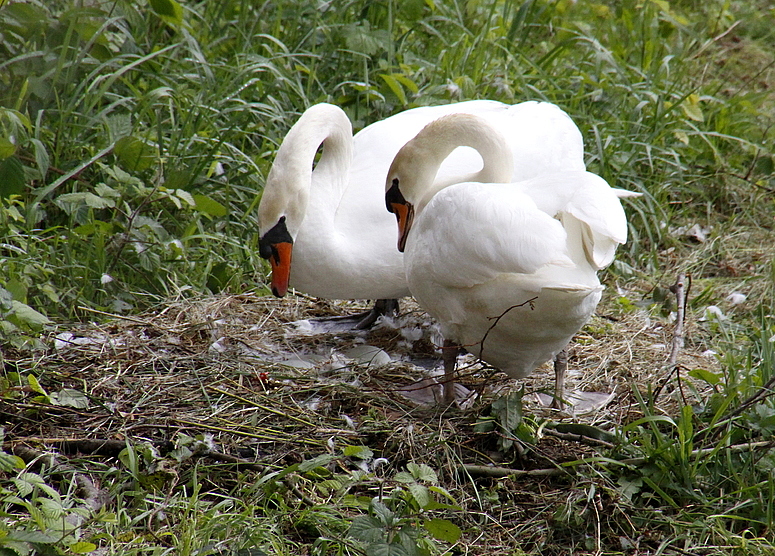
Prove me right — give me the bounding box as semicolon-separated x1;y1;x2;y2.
385;179;414;253
268;241;293;297
390;201;414;253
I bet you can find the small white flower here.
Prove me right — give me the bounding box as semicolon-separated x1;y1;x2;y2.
100;273;113;284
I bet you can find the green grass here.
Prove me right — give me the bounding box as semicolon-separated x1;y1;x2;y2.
2;0;775;554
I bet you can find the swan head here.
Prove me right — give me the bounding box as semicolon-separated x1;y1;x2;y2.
385;112;513;252
256;135;310;298
257;103;353;297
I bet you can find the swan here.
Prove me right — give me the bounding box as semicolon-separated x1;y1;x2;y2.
385;113;635;406
257;100;585;328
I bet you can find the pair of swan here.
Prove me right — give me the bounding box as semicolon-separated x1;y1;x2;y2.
385;113;636;405
257;100;585;327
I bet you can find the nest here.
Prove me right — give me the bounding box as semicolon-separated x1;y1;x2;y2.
1;286;718;553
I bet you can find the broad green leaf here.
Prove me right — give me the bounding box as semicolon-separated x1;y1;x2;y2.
688;368;720;386
393;74;419;94
5;279;27;303
428;485;459;505
297;453;337;472
681;94;704;122
348;515;385;543
6;530;58;544
394;471;414;483
423;518;462;543
29;138;49;179
174;188;195;207
365;542;413;556
370;500;395;527
0;137;16;159
114;136;157;172
379;74;407;105
0;155;25;198
406;462;437;483
193;194;228;217
55;191;116;212
49;388;90;409
27;374;47;395
149;0;184;25
69;541;98;553
0;452;25;472
206;261;231;293
12;301;51;327
407;482;430;508
343;445;374;459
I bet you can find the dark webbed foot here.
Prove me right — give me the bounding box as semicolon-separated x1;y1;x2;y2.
312;299;400;330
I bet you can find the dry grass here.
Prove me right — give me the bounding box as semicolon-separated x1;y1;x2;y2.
2;283;726;554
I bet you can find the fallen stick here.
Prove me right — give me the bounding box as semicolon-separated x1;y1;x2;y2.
667;272;688;367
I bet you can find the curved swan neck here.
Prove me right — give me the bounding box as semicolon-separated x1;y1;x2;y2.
389;113;515;212
258;104;353;238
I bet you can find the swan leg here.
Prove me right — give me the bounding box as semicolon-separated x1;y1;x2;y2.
441;339;459;405
551;349;567;410
311;299;400;330
354;298;400;330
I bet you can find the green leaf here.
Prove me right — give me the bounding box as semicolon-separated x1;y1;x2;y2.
27;374;47;395
174;189;195;207
193;194;228;217
55;191;117;213
149;0;184;25
69;541;98;553
366;542;414;556
406;462;437;483
0;137;16;159
29;138;49;180
379;74;407;105
681;93;704;122
423;518;462;543
206;261;231;293
10;301;51;327
371;500;395;527
553;423;618;443
0;452;25;472
343;445;374;459
6;530;58;544
688;368;721;386
297;453;337;472
0;155;26;198
348;515;386;543
48;389;90;409
114;136;157;172
407;483;430;508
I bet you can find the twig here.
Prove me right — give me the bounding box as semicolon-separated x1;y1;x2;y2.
478;297;537;361
459;464;568;479
720;375;775;423
460;440;775;479
543;428;616;450
76;305;155;325
667;273;688;367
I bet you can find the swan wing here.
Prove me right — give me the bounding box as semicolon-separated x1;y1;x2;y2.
519;171;631;269
406;182;572;289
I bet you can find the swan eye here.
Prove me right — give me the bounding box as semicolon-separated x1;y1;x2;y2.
259;216;292;260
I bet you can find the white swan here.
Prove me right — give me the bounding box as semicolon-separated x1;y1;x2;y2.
257;101;585;326
385;113;635;405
